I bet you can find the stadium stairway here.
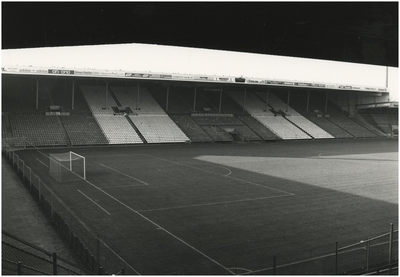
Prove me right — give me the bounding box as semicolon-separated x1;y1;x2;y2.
108;87;123;107
125;115;147;143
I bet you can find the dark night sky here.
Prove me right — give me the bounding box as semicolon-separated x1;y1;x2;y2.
1;2;398;67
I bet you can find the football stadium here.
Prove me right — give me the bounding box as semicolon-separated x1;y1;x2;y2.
2;41;398;275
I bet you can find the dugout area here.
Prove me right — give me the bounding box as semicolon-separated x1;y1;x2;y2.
8;138;398;275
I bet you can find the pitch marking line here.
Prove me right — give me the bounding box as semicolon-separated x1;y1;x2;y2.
229;267;252;273
102;184;146;189
141;154;294;196
100;164;149;186
82;178;234;275
138;194;292;213
36;158;48;168
77;189;111;215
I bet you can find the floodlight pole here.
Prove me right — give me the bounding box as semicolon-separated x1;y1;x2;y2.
306;90;310;113
286;89;291;112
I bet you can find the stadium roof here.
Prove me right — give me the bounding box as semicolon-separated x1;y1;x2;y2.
1;43;398;100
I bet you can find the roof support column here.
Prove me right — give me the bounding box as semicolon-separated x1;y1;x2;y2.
219;88;223;113
348;92;350;114
243;89;246;112
104;80;108;109
306;90;310;113
193;87;197;112
136;83;140;110
71;79;75;110
166;85;170;111
325;92;329;114
35;78;40;110
264;90;269;112
286;89;291;112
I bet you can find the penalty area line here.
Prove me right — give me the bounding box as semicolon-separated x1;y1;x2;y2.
36;158;48;168
77;189;111;215
100;164;149;186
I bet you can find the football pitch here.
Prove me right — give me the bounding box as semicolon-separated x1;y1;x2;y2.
17;139;398;274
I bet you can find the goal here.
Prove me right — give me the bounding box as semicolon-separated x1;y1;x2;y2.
49;152;86;182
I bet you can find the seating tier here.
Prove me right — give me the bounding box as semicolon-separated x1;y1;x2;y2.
9;114;68;147
228;91;311;140
327;116;377;138
169;115;213;142
286;116;334;139
237;116;279;140
61;115;109;145
94;115;143;144
191;115;261;141
306;116;352;138
130;115;189;143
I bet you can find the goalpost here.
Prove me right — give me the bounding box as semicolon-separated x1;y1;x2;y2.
49;151;86;182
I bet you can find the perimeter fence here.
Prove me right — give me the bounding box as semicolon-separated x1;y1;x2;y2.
2;230;90;275
2;147;398;275
241;227;398;275
3;148;139;275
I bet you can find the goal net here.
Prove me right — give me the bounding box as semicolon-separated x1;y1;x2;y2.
49;152;86;182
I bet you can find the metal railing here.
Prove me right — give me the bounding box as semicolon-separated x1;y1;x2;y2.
3;148;136;275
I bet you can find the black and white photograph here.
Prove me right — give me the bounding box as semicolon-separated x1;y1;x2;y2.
1;2;398;275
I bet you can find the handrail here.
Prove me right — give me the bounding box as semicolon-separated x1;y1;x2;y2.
338;230;398;251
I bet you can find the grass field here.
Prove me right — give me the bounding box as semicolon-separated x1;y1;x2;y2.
17;139;398;274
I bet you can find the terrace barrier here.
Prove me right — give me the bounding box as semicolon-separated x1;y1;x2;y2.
2;148;398;275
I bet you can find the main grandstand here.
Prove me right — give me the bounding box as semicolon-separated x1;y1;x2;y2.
2;44;398;275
